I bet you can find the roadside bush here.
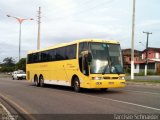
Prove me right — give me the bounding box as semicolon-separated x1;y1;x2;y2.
147;71;158;75
135;70;157;76
125;68;131;75
0;66;15;72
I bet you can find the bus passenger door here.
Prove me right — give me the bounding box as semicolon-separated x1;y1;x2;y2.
81;51;89;76
79;52;90;88
78;42;91;87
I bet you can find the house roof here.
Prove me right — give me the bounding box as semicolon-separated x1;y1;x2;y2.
126;59;160;64
122;48;141;52
122;49;142;56
142;47;160;53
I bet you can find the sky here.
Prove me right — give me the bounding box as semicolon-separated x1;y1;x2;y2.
0;0;160;62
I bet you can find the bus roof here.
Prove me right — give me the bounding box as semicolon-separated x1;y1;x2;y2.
27;39;120;54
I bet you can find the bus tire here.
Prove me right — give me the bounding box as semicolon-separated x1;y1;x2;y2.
39;76;45;87
73;77;80;92
34;75;39;87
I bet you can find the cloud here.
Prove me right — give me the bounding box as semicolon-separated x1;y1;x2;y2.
0;0;160;62
139;20;160;28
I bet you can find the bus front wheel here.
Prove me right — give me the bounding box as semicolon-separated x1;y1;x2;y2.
73;77;80;92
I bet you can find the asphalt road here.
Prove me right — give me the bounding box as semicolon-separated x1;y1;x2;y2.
0;78;160;120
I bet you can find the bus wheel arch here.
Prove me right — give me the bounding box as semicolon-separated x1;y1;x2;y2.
71;75;80;92
34;74;39;87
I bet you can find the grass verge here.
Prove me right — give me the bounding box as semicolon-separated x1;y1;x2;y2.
126;79;160;84
0;73;11;78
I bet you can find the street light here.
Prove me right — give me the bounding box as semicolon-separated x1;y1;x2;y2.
7;14;33;61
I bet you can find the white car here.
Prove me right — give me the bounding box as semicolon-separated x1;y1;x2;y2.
12;70;26;80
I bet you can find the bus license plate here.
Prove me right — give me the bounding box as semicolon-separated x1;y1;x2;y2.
109;82;114;85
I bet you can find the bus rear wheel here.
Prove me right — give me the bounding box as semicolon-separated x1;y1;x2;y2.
73;77;80;92
34;76;39;87
39;76;45;87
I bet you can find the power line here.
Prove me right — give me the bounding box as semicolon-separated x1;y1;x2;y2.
50;0;116;21
75;0;116;16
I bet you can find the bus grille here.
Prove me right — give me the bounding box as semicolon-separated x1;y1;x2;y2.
103;77;119;79
112;77;119;79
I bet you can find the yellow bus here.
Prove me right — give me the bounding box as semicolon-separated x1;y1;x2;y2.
26;39;125;92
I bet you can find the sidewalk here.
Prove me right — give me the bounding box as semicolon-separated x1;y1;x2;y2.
0;102;17;120
0;103;8;120
125;75;160;87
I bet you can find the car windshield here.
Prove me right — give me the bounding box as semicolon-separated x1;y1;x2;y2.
89;43;124;74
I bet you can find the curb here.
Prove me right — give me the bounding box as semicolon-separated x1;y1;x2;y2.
0;102;17;120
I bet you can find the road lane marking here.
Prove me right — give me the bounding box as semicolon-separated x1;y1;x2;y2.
79;93;160;112
121;89;160;95
0;92;37;120
32;87;160;112
41;87;160;112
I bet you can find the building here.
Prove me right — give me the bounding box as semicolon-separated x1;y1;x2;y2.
122;49;142;71
142;47;160;61
122;48;160;74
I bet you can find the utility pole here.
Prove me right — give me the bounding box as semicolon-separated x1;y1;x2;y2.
37;6;41;50
131;0;136;80
143;31;152;76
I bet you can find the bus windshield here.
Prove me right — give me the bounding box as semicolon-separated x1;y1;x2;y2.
90;43;124;74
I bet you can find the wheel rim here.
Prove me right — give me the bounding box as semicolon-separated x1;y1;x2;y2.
74;80;80;91
35;79;38;86
34;77;38;86
40;77;44;87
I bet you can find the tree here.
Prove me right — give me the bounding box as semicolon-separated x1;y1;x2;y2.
0;57;26;72
15;58;26;71
0;57;16;72
2;57;15;67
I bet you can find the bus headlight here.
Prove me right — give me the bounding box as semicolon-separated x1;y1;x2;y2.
119;76;125;80
92;77;102;80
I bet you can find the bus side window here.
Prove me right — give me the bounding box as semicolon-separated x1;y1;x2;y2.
66;44;77;60
56;47;66;61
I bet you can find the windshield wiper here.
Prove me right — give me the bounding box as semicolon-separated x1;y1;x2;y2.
102;64;109;75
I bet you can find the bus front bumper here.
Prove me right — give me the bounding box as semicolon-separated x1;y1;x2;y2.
86;80;126;89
